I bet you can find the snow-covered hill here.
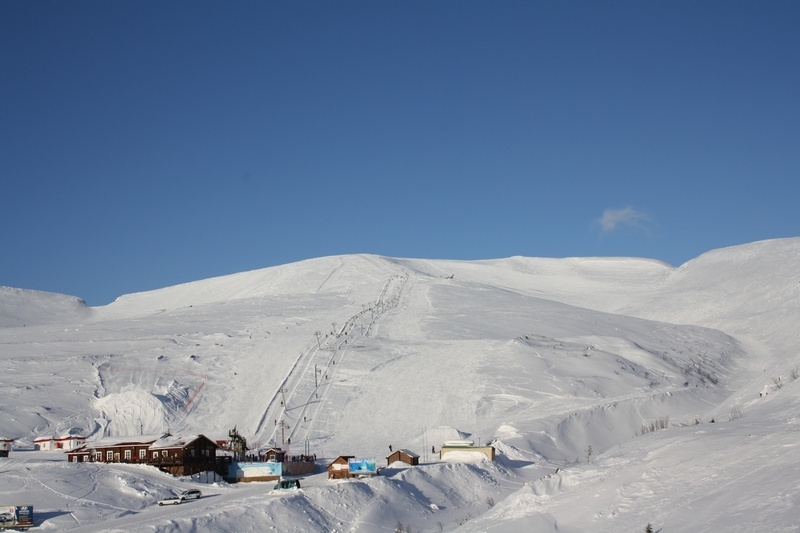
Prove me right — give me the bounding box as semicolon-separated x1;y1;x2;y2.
1;238;798;532
0;286;92;327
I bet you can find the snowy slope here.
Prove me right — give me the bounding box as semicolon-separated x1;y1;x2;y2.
1;237;798;532
0;286;92;327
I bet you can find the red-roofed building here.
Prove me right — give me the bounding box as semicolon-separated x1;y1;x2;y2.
35;435;86;451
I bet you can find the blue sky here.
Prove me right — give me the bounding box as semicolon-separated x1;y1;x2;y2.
2;1;799;306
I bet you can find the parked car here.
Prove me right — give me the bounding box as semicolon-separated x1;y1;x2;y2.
273;479;301;490
180;489;202;500
0;511;15;524
157;496;182;506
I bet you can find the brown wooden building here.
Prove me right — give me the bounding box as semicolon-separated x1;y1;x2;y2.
261;447;286;462
66;436;157;464
327;455;355;479
148;434;219;476
386;449;419;467
65;434;220;476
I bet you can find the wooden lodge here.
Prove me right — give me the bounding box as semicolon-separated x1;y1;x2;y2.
148;434;219;476
66;436;157;464
65;434;221;476
386;449;419;467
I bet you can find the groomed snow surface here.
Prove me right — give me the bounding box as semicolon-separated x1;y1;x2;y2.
1;238;799;532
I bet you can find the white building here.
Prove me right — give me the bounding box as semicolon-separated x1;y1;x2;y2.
34;435;86;451
33;437;53;451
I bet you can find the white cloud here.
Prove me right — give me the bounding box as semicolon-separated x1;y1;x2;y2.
598;206;650;233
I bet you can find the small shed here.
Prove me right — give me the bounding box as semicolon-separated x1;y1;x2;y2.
327;455;354;479
261;447;286;462
386;449;419;467
0;437;12;457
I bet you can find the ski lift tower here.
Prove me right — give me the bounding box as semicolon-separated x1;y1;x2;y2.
228;427;248;461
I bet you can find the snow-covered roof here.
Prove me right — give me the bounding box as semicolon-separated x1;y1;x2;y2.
388;449;419;458
83;435;160;448
149;434;211;450
66;444;91;454
327;455;354;466
443;440;475;447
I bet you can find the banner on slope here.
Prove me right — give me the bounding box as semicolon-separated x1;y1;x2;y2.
0;505;33;529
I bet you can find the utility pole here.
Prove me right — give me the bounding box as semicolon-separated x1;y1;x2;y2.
422;427;427;463
278;420;290;446
314;365;322;387
280;388;288;409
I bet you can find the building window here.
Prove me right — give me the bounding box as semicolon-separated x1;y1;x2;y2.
95;451;102;461
153;451;159;459
139;449;147;460
124;450;132;460
106;451;113;462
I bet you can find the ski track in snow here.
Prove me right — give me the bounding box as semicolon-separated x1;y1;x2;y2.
254;273;408;450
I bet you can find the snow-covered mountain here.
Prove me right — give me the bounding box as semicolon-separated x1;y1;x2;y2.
1;238;798;532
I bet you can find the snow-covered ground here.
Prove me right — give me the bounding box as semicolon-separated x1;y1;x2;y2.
1;238;799;532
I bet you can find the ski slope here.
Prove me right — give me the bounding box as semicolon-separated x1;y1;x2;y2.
1;238;799;532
